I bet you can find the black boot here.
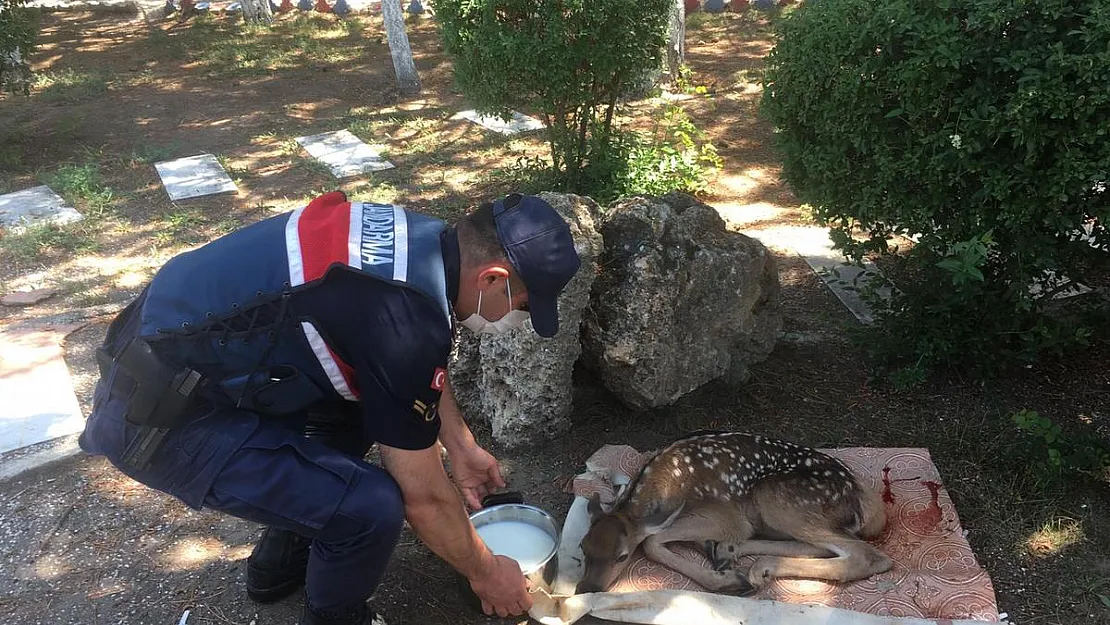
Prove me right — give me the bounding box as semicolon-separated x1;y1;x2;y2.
246;526;313;603
300;600;388;625
248;411;367;603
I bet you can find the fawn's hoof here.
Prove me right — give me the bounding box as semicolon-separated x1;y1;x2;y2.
704;540;731;571
705;568;755;595
704;539;742;571
746;557;776;588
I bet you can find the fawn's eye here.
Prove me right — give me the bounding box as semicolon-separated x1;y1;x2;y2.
616;553;629;563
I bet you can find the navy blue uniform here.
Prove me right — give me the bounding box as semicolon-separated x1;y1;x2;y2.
80;192;459;614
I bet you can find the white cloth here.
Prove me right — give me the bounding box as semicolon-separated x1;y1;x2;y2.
529;588;1003;625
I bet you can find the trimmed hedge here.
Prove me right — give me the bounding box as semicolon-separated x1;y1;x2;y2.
762;0;1110;379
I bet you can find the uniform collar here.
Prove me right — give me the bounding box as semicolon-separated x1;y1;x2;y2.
441;226;461;311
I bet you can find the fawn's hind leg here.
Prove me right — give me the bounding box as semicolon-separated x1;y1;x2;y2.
706;539;833;570
643;505;758;594
746;536;892;588
746;477;892;587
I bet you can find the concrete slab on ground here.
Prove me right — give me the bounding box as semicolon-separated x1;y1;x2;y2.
743;225;890;324
0;433;81;482
0;185;83;232
0;325;86;457
904;222;1106;301
711;201;786;229
452;109;545;135
1030;222;1108;300
295;129;394;179
154;154;238;201
1030;269;1093;300
1;287;60;307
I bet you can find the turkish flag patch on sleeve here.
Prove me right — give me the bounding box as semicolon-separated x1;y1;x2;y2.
430;367;447;391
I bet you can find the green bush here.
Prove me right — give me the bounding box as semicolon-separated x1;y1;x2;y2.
483;99;722;204
1012;409;1110;481
432;0;675;195
608;102;722;200
763;0;1110;379
0;0;37;94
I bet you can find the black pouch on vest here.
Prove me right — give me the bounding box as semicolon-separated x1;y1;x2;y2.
219;365;325;416
114;338;204;429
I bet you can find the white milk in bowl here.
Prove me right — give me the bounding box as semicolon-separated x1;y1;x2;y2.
476;521;555;572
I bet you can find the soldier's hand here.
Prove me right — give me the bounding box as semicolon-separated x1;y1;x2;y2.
470;555;532;617
450;444;506;510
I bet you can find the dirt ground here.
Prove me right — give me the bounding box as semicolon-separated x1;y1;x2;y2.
1;6;1108;625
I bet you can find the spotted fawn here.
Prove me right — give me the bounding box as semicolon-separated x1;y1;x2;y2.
577;431;891;594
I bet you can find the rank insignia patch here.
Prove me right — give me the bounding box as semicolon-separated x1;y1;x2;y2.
412;399;438;422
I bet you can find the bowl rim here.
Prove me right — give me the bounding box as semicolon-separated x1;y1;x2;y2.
468;503;561;572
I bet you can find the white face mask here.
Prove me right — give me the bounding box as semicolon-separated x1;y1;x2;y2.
459;280;531;335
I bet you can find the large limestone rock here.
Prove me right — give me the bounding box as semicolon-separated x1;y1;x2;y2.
449;192;603;447
581;192;781;410
447;328;482;426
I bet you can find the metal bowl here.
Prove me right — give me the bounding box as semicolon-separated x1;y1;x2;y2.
464;501;561;606
469;503;561;576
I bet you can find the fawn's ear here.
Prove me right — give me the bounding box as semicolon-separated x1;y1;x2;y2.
587;491;605;521
613;474;631;501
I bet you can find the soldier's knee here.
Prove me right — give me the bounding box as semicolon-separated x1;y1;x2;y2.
322;469;405;544
354;471;404;536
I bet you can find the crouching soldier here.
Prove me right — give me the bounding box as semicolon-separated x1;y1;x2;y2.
79;191;581;624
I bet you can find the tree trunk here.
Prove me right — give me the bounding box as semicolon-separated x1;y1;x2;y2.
625;0;684;97
239;0;274;25
381;0;422;95
1;46;32;95
666;0;686;85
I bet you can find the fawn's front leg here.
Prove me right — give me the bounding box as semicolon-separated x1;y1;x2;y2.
642;505;757;594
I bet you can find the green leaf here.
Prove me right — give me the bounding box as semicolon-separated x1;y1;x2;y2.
936;258;963;272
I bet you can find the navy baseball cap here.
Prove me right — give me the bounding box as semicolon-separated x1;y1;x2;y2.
493;193;581;338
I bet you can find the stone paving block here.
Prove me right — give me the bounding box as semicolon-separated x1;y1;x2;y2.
0;185;83;232
295;129;394;179
743;225;890;324
0;325;86;456
1;288;60;307
452;109;545;135
906;223;1104;301
154;154;238;201
810;259;890;324
1029;269;1093;300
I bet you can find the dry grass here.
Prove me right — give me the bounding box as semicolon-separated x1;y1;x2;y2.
1025;518;1085;558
